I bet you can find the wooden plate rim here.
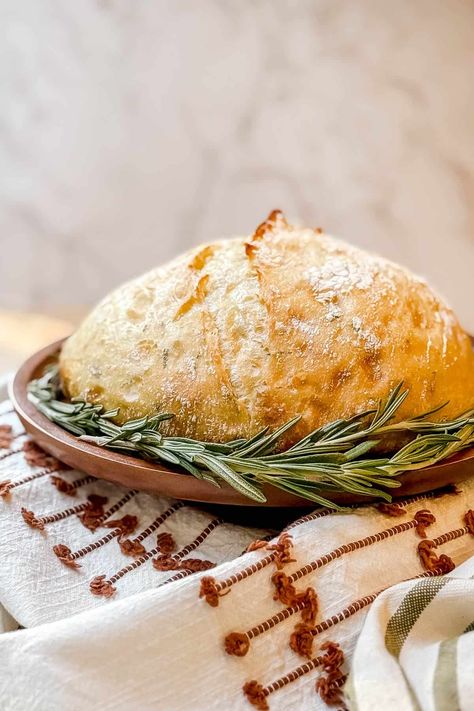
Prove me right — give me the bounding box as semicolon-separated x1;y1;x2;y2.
9;338;474;507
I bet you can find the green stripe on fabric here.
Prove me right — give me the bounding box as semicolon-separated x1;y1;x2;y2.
463;620;474;634
433;637;459;711
385;577;450;658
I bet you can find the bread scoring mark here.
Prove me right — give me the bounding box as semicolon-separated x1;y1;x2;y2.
253;209;287;240
172;245;215;322
244;209;288;258
246;219;331;444
60;211;474;444
244;241;258;258
200;305;249;424
173;274;209;321
188;244;215;272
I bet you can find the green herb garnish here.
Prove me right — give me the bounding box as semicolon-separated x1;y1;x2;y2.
28;367;474;507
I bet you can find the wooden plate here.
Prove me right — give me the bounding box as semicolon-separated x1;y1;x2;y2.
9;339;474;507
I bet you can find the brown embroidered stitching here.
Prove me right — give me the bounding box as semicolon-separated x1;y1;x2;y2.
301;587;318;624
315;671;347;707
21;508;46;530
284;507;336;531
153;520;223;571
90;575;116;598
54;515;139;568
414;509;436;538
247;539;269;552
283;488;453;534
243;680;269;710
0;424;13;448
465;509;474;535
376;502;407;517
22;441;63;469
0;481;12;498
292;568;449;658
240;534;275;556
225;598;308;657
290;623;314;658
0;466;60;499
155;564;215;589
225;632;251;657
417;511;474;573
52;544;81;569
22;495;107;532
0;426;24;449
314;641;346;707
91;518;222;597
119;538;147;557
234;566;447;659
179;558;215;572
0;446;24;462
271;576;318;620
267;532;295;569
417;540;453;573
205;512;434;612
271;571;300;604
242;569;445;709
119;503;184;557
76;495;109;531
50;474;96;496
286;515;432;588
199;577;230;606
152;555;178;571
199;532;295;606
90;490;138;530
156;532;176;554
102;514;139;537
151;554;216;573
242;642;342;710
225;514;437;658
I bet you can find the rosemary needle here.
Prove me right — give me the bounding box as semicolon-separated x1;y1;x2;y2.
28;366;474;506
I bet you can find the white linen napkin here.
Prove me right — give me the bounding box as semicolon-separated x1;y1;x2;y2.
0;386;473;711
347;556;474;710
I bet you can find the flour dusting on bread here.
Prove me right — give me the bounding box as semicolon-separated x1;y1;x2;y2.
60;211;474;447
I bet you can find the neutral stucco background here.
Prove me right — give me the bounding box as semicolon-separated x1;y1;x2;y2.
1;0;473;330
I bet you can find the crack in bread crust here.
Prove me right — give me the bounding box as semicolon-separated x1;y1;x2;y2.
60;212;474;445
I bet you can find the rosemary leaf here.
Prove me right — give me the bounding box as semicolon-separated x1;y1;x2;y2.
27;366;474;506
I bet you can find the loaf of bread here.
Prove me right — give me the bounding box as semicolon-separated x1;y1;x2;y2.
60;211;474;448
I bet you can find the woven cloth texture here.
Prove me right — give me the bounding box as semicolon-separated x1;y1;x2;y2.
0;394;473;711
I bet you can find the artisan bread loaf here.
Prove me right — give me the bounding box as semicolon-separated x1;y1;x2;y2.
60;211;474;447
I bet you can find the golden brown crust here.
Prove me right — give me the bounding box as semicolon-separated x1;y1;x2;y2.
60;212;474;446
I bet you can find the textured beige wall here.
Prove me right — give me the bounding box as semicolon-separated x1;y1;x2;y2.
1;1;473;330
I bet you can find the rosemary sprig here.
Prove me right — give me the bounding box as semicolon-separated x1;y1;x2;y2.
27;367;474;507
